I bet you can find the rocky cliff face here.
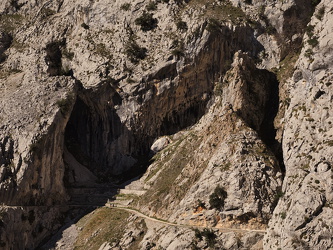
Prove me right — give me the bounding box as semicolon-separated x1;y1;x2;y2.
0;0;332;249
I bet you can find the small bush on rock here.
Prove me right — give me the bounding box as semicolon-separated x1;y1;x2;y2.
209;185;227;209
125;39;147;63
146;1;157;11
120;3;131;11
135;12;158;32
176;20;187;31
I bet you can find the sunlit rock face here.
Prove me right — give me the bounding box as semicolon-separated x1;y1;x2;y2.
0;0;332;249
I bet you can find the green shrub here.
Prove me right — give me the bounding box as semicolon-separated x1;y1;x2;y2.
176;20;187;31
125;39;147;63
171;39;184;58
306;24;315;38
308;37;319;47
266;25;276;35
258;5;266;20
135;11;158;31
280;212;287;219
81;23;89;29
315;6;325;20
146;1;157;11
197;199;206;209
202;229;216;247
120;3;131;11
194;228;202;240
10;0;24;10
209;185;227;209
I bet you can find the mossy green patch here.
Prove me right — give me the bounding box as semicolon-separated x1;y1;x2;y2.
74;208;130;250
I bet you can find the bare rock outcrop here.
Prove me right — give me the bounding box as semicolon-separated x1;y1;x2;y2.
0;0;332;249
264;0;333;249
135;51;282;235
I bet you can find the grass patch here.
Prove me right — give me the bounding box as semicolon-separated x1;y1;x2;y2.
74;208;130;250
280;211;287;219
188;0;247;24
138;132;206;212
272;51;300;84
0;14;25;33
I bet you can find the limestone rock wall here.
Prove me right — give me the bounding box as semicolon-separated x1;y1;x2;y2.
265;0;333;248
0;0;332;249
134;51;282;233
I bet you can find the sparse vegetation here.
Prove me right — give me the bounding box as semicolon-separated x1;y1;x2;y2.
189;0;246;23
9;0;24;10
137;133;206;214
258;5;266;20
315;6;325;20
275;191;285;200
120;3;131;11
306;24;315;38
221;161;231;171
305;48;313;59
209;185;227;210
74;208;130;250
125;38;147;64
280;211;287;219
135;12;158;32
194;228;217;248
272;51;300;83
146;1;157;11
171;39;185;58
176;19;188;31
41;7;56;18
81;23;89;29
0;14;24;33
307;37;319;47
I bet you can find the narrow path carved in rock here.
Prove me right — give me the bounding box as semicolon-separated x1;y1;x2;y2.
108;206;266;234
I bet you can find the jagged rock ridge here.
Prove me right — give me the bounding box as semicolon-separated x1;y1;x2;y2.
0;0;332;249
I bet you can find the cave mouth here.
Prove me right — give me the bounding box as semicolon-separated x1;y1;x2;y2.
258;73;285;174
63;93;152;188
63;96;99;187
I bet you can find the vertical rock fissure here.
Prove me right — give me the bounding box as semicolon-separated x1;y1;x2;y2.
258;74;286;175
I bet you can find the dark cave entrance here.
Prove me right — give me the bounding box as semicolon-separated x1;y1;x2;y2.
63;91;211;187
63;93;125;187
258;73;285;174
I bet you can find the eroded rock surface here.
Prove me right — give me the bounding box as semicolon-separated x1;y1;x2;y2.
0;0;332;249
